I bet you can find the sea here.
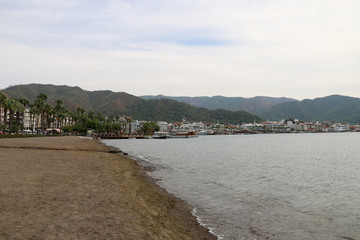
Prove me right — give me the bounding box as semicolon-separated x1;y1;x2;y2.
103;133;360;240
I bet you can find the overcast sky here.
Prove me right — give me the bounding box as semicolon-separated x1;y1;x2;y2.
1;0;359;100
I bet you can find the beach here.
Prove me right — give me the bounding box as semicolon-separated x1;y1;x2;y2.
0;136;216;240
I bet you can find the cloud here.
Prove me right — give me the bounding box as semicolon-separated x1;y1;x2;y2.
0;0;359;99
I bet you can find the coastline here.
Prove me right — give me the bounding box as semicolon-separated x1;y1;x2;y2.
101;140;223;239
0;136;216;239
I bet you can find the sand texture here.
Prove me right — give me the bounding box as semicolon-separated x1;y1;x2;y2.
0;136;216;240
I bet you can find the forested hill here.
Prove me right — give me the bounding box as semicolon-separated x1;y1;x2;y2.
1;84;262;124
142;94;360;123
261;95;360;123
141;95;295;116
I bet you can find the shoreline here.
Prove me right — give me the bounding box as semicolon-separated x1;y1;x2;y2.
101;140;222;239
0;136;216;239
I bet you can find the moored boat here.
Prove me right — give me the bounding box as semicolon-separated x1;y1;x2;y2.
153;131;170;139
169;131;198;138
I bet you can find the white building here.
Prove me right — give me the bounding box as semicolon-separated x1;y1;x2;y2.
157;121;169;132
131;120;140;134
23;107;31;130
333;123;350;132
294;123;308;132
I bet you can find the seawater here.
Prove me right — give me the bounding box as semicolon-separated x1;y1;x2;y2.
103;133;360;240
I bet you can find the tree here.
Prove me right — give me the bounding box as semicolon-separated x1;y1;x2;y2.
125;116;133;134
17;97;30;130
62;124;72;134
76;107;86;128
96;112;104;123
34;93;48;131
87;111;95;120
54;99;66;130
141;121;159;135
44;103;54;129
29;104;40;133
8;99;24;133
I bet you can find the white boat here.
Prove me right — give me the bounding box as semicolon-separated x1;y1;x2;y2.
153;131;170;139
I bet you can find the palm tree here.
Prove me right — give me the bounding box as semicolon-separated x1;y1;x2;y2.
68;110;77;126
54;99;64;129
17;97;30;130
29;104;40;133
44;103;53;129
125;116;133;134
34;93;48;131
87;111;95;120
96;112;104;123
8;99;24;133
63;109;69;126
76;107;86;128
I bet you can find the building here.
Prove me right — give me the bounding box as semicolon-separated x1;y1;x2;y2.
157;121;169;132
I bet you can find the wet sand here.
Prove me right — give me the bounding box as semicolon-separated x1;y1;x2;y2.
0;136;216;240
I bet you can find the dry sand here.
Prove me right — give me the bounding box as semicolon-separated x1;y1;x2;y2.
0;136;216;240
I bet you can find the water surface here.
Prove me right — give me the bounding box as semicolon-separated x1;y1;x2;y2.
104;133;360;240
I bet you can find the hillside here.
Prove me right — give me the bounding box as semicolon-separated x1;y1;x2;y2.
1;84;262;124
261;95;360;123
1;84;140;112
128;98;262;123
141;95;295;115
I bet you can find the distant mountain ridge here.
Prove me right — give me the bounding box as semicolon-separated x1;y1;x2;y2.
262;95;360;123
3;84;359;123
142;94;360;123
141;95;296;116
1;84;262;124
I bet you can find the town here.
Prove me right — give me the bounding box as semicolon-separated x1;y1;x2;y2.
1;104;360;136
130;119;360;135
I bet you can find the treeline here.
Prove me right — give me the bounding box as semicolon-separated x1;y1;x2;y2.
0;92;134;134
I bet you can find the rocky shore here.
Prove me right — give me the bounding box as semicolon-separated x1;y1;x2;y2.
0;136;216;240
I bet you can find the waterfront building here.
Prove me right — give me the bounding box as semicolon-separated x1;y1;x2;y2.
262;121;288;133
294;123;308;132
157;121;169;132
241;123;264;132
131;120;140;134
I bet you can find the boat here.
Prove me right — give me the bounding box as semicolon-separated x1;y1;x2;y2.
153;131;170;139
169;131;198;138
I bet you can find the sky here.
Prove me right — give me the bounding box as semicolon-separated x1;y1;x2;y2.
0;0;359;100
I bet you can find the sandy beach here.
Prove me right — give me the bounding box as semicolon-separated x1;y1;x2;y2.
0;136;216;240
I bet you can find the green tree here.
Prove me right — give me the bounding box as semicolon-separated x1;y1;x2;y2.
62;124;72;134
141;121;159;135
87;111;95;120
76;107;86;128
8;99;24;133
34;93;48;131
17;97;30;130
29;103;40;133
44;103;53;129
54;99;66;130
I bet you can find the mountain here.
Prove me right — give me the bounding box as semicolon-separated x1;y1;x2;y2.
140;95;295;116
1;84;262;124
1;84;140;112
262;95;360;123
127;98;261;123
